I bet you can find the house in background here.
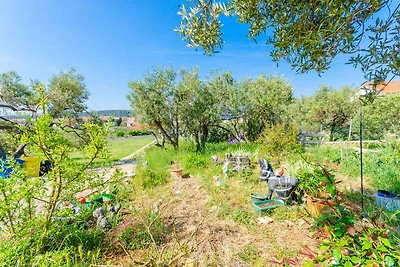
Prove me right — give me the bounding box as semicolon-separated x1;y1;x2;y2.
125;117;149;130
358;81;400;96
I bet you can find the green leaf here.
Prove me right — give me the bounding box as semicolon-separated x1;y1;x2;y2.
332;246;342;262
381;238;392;248
344;260;353;267
350;256;361;264
385;255;395;267
377;244;389;252
334;227;347;237
362;240;372;250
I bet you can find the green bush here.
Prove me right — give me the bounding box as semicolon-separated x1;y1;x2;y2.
128;130;151;136
182;153;208;171
207;126;230;143
116;130;125;137
258;123;303;158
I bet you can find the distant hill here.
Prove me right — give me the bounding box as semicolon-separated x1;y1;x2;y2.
81;110;132;117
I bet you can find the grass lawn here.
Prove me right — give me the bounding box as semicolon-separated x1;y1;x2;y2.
70;136;154;164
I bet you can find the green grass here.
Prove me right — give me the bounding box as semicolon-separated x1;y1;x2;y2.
70;137;153;164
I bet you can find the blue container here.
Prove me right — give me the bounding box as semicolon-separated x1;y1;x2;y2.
0;158;25;179
375;190;400;212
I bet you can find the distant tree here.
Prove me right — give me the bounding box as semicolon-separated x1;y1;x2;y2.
47;68;89;118
354;93;400;139
233;74;293;140
127;67;181;149
0;69;89;155
306;86;356;141
177;0;399;84
179;69;230;150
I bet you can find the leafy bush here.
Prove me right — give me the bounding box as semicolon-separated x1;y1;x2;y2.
207;126;230;143
116;130;125;137
182;153;207;171
303;204;400;266
128;130;151;136
258;123;303;157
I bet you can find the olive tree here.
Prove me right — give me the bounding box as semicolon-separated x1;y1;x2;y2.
0;69;90;155
176;0;399;84
232;74;293;140
128;67;181;149
179;70;232;150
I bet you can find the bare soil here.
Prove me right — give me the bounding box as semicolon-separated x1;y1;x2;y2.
159;174;317;266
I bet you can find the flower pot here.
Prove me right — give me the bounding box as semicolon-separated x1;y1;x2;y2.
169;168;183;178
272;183;293;201
375;190;400;212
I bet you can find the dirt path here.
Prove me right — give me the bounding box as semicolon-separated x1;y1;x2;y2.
164;174;316;266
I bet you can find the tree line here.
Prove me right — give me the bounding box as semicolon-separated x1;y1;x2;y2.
128;66;400;150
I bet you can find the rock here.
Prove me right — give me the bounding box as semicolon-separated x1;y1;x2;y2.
257;216;273;224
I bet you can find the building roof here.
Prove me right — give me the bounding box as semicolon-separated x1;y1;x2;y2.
362;81;400;94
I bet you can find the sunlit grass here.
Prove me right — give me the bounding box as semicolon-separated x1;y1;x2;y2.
70;137;154;164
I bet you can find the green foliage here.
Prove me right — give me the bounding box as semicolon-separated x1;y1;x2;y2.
128;130;151;136
228;74;293;141
258;123;303;157
221;205;254;225
128;66;180;149
182;153;208;171
207;126;230;143
138;168;169;189
177;0;398;83
134;146;176;189
354;93;400;140
0;240;102;267
306;204;400;266
47;68;89;118
115;130;125;137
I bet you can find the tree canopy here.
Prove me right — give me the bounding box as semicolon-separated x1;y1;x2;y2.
0;68;89;127
176;0;399;83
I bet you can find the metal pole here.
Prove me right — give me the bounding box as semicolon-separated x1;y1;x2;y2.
360;105;364;209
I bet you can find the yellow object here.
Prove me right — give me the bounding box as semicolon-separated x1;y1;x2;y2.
22;156;42;177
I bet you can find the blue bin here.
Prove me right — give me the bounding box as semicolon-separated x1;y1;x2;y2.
0;158;25;179
375;190;400;212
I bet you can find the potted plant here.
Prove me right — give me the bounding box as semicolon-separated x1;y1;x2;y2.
296;166;338;217
169;163;183;178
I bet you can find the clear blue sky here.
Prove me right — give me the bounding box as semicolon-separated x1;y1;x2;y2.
0;0;368;110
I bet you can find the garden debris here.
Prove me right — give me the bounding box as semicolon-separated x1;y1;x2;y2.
93;207;112;230
228;155;251;173
213;176;226;187
257;216;273;224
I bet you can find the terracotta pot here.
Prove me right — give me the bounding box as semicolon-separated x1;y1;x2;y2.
170;168;183;178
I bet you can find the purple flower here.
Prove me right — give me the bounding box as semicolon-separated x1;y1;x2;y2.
239;134;244;141
233;139;238;144
228;138;232;144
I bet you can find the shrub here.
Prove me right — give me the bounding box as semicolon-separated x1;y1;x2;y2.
116;130;125;137
258;123;303;157
207;126;230;143
128;130;151;136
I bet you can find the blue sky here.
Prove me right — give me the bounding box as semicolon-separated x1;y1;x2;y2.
0;0;369;110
